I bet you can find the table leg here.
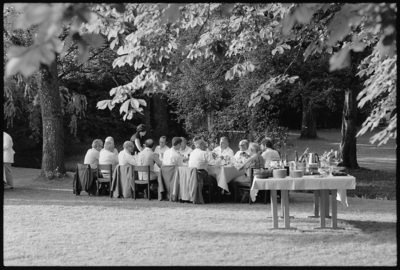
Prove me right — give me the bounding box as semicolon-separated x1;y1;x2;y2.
282;190;290;229
308;190;320;218
319;189;326;228
331;189;337;228
325;190;331;218
270;190;278;229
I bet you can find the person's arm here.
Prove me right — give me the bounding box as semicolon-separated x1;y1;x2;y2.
135;138;144;152
239;155;256;171
153;153;162;168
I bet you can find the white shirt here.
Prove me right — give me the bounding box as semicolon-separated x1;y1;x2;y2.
233;150;251;166
137;147;161;180
188;148;213;170
154;145;170;160
118;149;137;166
262;148;281;167
84;148;100;169
179;146;193;158
212;146;234;158
99;148;119;166
162;148;183;166
3;132;15;163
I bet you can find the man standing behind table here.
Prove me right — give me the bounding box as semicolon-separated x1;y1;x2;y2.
154;136;170;161
212;136;234;164
118;141;137;166
84;139;103;169
233;139;251;168
3;131;15;189
163;137;184;166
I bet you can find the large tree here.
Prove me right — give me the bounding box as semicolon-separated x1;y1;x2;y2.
5;3;396;170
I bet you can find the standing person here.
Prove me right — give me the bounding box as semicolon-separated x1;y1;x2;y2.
130;124;147;154
83;139;103;169
3;131;15;189
154;136;170;161
163;137;184;166
260;138;281;168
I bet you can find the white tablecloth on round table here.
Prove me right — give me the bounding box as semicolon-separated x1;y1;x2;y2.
250;175;356;206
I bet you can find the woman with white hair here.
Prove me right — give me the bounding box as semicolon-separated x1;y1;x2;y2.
99;140;119;177
105;136;118;155
83;139;103;169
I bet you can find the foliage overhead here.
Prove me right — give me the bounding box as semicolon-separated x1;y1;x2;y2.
4;3;397;145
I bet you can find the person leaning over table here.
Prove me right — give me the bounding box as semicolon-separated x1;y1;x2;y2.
104;136;119;155
231;142;265;202
188;136;218;188
154;135;170;161
137;139;162;197
130;124;147;154
84;139;103;169
260;137;281;168
162;137;184;166
3;131;15;189
118;141;137;166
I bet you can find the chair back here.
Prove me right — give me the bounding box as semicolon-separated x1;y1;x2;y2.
133;165;151;181
98;164;113;177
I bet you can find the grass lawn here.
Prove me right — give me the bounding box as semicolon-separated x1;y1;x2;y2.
3;168;397;266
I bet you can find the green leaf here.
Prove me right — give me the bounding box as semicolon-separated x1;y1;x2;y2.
14;4;52;29
119;99;130;114
81;33;105;48
111;4;126;13
329;47;350;71
294;4;317;24
96;100;109;110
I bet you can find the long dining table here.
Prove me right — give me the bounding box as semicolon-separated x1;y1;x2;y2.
250;174;356;229
206;165;245;192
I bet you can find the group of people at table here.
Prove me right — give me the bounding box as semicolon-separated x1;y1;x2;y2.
83;124;281;200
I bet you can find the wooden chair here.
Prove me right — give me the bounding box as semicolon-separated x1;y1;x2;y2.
133;165;157;200
97;164;113;197
235;168;255;204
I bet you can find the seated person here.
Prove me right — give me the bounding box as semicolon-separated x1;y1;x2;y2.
233;139;251;168
232;142;265;187
84;139;103;170
137;139;162;181
118;141;137;166
260;138;280;168
212;136;234;164
162;137;184;166
178;137;192;164
188;136;218;189
99;140;119;178
105;136;119;155
154;135;170;161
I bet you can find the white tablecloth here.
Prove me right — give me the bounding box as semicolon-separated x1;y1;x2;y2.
250;175;356;206
207;165;245;192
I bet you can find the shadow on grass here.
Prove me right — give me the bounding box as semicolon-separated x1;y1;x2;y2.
343;220;397;234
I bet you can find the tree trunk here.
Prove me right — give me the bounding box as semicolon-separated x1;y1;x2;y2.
300;96;317;139
37;61;65;174
339;89;359;168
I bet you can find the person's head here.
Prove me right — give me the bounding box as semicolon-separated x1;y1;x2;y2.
104;141;114;152
92;139;103;151
136;124;146;137
248;142;261;155
144;139;154;149
238;139;249;151
261;138;274;151
123;141;134;153
180;137;187;148
219;136;229;149
171;137;182;150
193;136;204;150
159;136;167;148
105;136;114;144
